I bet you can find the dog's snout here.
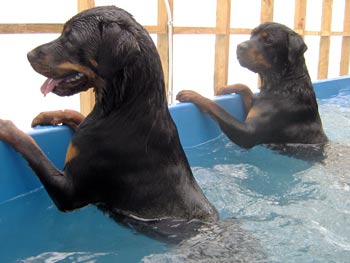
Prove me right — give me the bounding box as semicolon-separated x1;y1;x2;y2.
27;50;37;63
237;41;249;53
27;45;49;64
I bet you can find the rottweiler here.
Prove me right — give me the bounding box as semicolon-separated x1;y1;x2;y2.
177;22;328;157
0;6;218;242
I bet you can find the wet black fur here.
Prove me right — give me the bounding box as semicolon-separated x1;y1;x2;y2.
236;22;328;148
24;6;218;241
177;22;328;159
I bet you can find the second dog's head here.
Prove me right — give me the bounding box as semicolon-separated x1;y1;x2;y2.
237;22;307;74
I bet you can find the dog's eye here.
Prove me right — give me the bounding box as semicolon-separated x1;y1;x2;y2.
264;38;273;46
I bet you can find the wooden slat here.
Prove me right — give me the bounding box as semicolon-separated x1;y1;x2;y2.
214;0;231;93
174;27;218;34
78;0;96;115
318;0;333;80
303;30;350;36
78;0;94;12
258;0;274;87
260;0;274;22
294;0;307;37
229;28;253;35
157;0;172;96
340;0;350;76
0;24;63;34
2;24;349;37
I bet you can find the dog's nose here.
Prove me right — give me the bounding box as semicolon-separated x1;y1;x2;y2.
237;41;249;53
27;50;36;63
236;41;251;61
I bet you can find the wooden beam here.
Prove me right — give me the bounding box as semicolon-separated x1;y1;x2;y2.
2;24;349;37
214;0;231;94
260;0;274;22
173;26;218;34
294;0;307;37
318;0;333;80
340;0;350;76
78;0;96;115
259;0;274;87
157;0;173;97
78;0;95;11
0;24;63;34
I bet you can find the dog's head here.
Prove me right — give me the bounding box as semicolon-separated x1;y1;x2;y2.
236;22;307;74
27;6;143;97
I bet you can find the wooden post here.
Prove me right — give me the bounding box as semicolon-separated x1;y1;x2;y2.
258;0;274;87
294;0;307;37
340;0;350;76
157;0;172;98
78;0;95;115
214;0;231;94
260;0;274;23
318;0;333;80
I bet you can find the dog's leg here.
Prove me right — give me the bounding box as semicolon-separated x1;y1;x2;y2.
0;119;89;211
176;90;258;148
32;110;85;132
216;84;253;113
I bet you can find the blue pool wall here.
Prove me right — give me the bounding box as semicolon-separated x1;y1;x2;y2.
0;76;349;203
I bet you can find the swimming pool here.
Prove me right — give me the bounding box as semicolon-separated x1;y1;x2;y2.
1;77;349;262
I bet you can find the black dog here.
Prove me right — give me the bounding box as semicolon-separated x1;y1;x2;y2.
177;22;328;157
0;6;218;242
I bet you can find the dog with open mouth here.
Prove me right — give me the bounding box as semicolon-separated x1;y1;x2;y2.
0;6;218;242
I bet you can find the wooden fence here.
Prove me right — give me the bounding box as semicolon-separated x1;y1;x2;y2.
0;0;349;115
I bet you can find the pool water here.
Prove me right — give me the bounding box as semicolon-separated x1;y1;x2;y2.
1;92;350;263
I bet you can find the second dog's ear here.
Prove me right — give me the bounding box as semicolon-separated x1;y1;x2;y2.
288;33;308;64
97;21;141;77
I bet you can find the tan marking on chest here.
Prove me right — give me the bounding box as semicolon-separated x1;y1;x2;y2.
65;142;79;164
246;108;259;120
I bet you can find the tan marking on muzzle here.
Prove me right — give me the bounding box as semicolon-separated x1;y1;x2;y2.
260;31;269;39
89;59;98;69
58;62;97;79
253;51;271;69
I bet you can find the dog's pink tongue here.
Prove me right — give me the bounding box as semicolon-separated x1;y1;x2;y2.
41;78;61;96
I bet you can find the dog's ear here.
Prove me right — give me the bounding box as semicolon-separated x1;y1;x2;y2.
288;33;308;64
97;21;141;77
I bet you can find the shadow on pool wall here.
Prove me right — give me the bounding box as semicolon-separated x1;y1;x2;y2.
0;76;349;204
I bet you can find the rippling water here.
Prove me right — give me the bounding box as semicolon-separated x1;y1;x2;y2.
145;93;350;262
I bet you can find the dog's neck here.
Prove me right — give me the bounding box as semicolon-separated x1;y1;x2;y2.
259;59;313;98
93;50;167;116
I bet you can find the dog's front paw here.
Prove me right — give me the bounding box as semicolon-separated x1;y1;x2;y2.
176;90;202;103
31;111;63;127
216;87;229;96
176;91;213;113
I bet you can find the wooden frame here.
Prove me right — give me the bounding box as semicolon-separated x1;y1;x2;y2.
78;0;96;115
0;0;349;114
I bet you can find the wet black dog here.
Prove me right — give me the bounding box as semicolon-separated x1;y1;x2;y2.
177;22;328;158
0;6;218;242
